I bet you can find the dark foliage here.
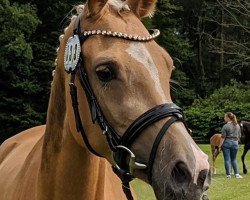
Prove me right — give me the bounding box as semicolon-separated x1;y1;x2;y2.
0;0;249;143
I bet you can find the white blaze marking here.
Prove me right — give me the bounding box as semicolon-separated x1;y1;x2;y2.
108;0;129;11
126;43;167;101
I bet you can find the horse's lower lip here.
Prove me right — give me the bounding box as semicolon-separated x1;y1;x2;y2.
148;158;211;200
152;185;205;200
151;170;211;200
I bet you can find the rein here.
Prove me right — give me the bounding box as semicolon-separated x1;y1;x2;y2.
64;14;190;200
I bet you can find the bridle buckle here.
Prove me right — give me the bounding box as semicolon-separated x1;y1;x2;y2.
102;126;108;135
115;145;147;176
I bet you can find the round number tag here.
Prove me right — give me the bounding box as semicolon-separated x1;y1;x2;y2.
64;35;81;72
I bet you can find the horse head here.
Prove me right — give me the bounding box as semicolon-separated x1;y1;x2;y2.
54;0;211;199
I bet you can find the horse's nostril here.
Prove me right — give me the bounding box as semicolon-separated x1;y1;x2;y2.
197;169;210;188
171;162;191;186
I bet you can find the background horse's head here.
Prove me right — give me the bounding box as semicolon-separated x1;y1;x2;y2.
240;120;250;174
54;0;211;199
240;120;250;137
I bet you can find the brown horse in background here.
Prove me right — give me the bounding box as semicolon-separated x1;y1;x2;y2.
0;1;211;200
210;133;222;174
210;120;250;175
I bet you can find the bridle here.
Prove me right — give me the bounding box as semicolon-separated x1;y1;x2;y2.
64;14;190;200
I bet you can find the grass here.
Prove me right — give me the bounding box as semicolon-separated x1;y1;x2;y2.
131;144;250;200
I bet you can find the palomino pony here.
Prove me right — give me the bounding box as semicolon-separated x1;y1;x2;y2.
210;133;222;174
240;120;250;174
210;121;250;175
0;1;211;200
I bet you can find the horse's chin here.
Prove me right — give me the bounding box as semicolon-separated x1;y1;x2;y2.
152;181;206;200
150;163;211;200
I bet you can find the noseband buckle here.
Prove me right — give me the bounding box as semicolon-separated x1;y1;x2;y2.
114;145;147;176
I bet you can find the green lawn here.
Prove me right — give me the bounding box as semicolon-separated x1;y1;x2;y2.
131;144;250;200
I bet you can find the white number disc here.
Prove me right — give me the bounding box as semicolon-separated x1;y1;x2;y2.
64;35;81;72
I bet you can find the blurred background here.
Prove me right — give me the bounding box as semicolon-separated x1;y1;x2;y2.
0;0;249;143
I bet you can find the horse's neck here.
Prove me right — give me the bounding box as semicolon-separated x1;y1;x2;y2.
39;122;130;200
38;126;106;200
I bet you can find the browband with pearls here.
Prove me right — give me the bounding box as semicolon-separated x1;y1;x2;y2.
80;29;160;41
63;28;161;72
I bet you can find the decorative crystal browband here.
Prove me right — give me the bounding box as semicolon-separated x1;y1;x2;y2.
81;29;160;41
63;29;160;72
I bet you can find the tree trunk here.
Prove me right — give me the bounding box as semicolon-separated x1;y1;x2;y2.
219;8;224;87
197;10;206;96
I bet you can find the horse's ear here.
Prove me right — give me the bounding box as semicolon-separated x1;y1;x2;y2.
86;0;109;16
127;0;157;18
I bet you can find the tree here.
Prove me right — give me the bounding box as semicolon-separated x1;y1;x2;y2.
185;81;250;138
0;0;41;142
170;0;249;98
0;0;79;142
203;0;250;86
144;0;196;107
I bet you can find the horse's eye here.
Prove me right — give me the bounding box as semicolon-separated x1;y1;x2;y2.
96;65;116;82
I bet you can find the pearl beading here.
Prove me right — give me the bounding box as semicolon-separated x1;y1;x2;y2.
81;29;160;41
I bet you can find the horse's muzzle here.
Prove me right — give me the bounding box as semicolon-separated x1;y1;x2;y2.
149;126;211;200
152;162;211;200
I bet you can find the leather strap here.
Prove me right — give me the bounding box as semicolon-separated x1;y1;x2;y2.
77;57;121;151
114;104;183;171
69;74;102;157
147;116;181;183
121;104;182;146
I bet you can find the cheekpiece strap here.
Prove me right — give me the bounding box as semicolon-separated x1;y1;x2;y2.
69;74;102;157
